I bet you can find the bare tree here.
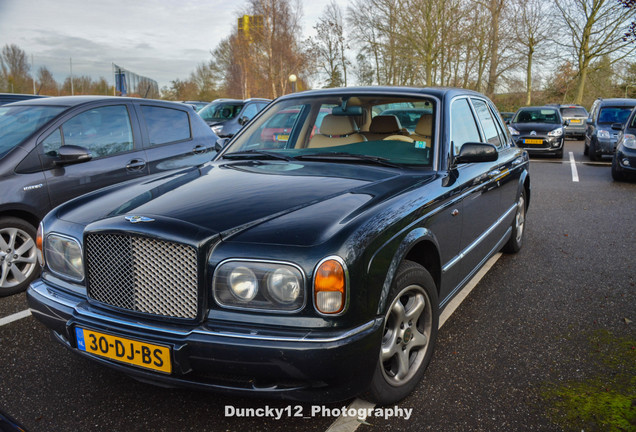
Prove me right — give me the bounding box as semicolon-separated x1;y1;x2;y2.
312;1;348;87
36;66;58;95
510;0;553;105
554;0;636;103
0;44;31;93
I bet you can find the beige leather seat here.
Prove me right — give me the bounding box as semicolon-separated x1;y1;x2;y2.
410;114;433;146
362;115;407;141
308;114;367;148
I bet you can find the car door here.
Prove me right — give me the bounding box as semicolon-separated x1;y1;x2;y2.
449;98;502;288
137;103;215;173
39;103;149;208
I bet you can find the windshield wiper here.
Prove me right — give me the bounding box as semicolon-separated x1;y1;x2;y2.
294;152;401;168
222;150;293;161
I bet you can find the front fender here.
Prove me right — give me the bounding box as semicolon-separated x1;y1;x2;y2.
368;227;441;315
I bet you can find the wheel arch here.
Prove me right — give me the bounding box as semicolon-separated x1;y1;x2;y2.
374;227;442;315
0;209;40;228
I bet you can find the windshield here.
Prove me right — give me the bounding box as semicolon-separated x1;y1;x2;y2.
513;108;560;124
560;107;587;117
598;106;634;124
198;101;244;122
0;105;66;158
221;94;436;167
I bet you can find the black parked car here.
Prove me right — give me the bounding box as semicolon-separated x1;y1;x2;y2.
585;98;636;161
197;98;270;138
612;106;636;181
508;106;565;158
28;87;530;404
0;96;218;296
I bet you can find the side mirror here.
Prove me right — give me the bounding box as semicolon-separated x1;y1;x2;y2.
215;138;230;152
564;120;569;126
586;118;593;125
238;116;250;126
454;143;498;165
611;122;624;131
54;145;92;166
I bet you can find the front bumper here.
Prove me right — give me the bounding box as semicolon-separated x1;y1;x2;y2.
514;136;563;154
27;279;383;402
614;147;636;174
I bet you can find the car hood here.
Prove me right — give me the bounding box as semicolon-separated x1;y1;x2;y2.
511;123;561;134
55;160;433;245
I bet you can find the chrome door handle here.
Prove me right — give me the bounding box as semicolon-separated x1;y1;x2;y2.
488;169;501;178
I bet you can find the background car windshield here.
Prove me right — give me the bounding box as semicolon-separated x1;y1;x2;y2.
513;109;559;124
198;102;243;122
597;107;633;124
223;95;435;167
0;105;65;158
561;107;587;117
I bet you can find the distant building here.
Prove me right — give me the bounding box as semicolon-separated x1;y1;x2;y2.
238;14;263;42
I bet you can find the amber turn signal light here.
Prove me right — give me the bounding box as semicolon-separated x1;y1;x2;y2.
314;259;346;314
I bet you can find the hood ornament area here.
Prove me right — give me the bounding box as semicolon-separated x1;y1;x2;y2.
124;215;155;224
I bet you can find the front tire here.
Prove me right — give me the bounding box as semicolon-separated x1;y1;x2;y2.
502;189;526;254
367;261;438;405
611;156;626;181
0;217;40;296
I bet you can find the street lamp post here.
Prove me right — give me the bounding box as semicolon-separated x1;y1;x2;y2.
288;74;297;93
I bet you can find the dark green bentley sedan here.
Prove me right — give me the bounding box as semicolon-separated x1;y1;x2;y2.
28;87;530;404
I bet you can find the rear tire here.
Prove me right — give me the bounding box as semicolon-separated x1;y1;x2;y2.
0;217;40;296
367;261;438;405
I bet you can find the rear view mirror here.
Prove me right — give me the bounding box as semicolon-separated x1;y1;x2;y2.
238;116;250;126
454;143;498;164
54;145;92;166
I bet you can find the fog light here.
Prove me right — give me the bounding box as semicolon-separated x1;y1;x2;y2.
623;158;630;166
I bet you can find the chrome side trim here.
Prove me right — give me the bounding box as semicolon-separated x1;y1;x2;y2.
442;202;517;273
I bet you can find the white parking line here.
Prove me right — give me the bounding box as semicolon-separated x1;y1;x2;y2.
325;252;502;432
569;152;580;182
0;309;31;327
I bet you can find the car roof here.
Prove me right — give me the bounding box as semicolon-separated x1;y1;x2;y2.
276;86;485;101
5;95;191;108
596;98;636;107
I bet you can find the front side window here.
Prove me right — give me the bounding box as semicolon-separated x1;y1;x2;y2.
221;94;436;167
62;105;133;157
0;105;65;159
141;105;191;146
450;98;481;156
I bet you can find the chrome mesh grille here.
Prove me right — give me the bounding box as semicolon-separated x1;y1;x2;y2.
86;234;198;319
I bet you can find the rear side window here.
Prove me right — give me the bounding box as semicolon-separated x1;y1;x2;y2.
142;105;191;146
450;98;481;155
61;105;133;158
472;99;504;148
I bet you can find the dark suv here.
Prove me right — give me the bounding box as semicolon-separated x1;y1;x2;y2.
197;98;270;138
612;106;636;181
585;98;636;161
0;96;218;295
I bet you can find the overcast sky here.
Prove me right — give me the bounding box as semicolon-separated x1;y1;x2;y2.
0;0;348;90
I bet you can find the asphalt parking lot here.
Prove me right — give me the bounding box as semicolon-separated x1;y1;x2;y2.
1;139;634;432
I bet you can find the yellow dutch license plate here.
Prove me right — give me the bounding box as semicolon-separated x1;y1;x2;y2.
275;133;290;142
75;327;171;374
524;139;543;144
570;119;581;123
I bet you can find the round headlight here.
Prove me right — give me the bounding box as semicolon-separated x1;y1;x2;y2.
228;266;258;301
267;268;300;304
